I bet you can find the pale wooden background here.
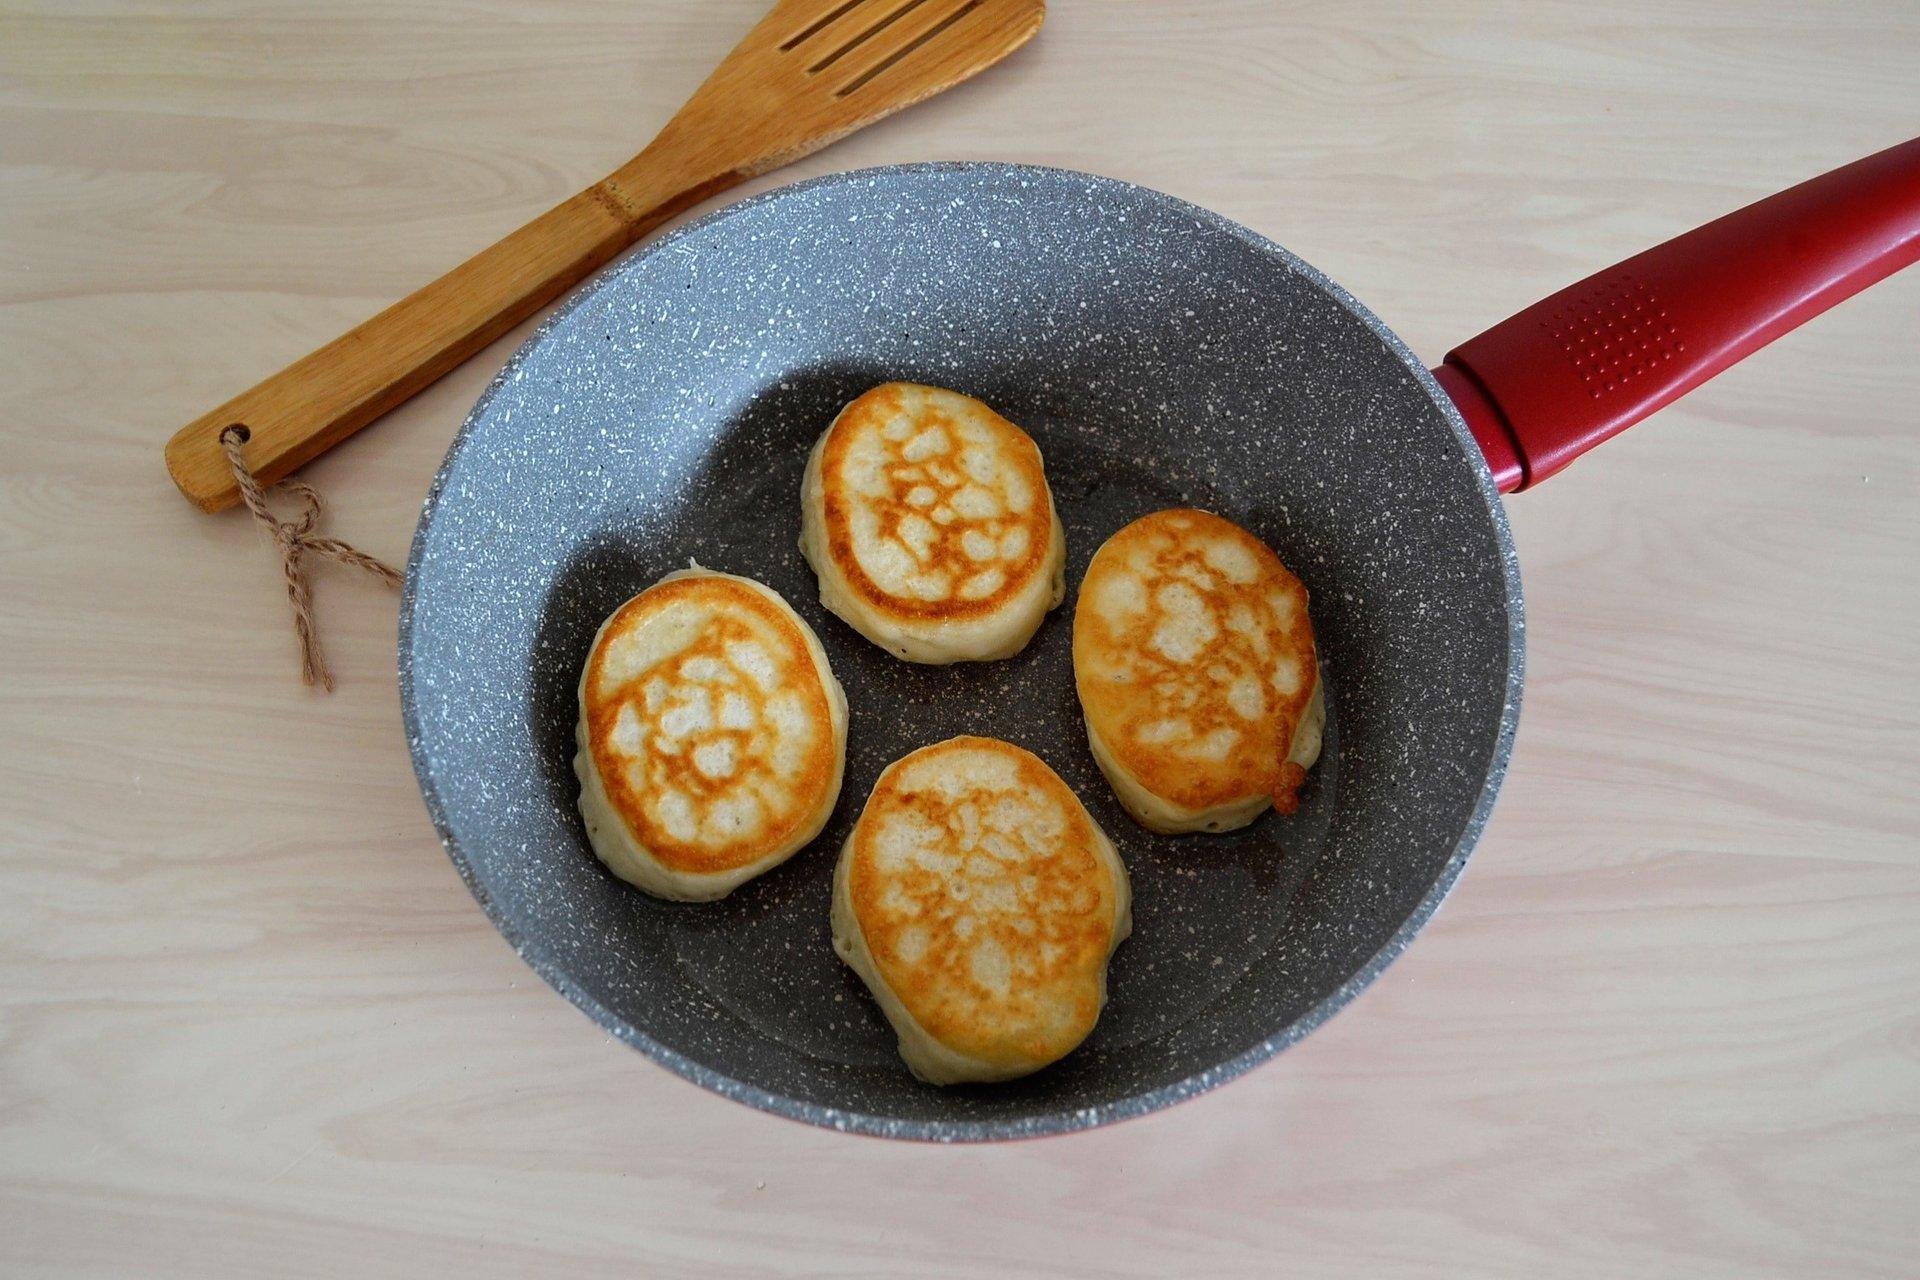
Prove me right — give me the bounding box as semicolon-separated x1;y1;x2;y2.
3;1;1916;1275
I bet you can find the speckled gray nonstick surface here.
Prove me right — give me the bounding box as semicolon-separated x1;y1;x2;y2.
399;162;1524;1141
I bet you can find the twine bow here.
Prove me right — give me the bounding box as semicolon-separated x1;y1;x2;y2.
220;426;402;691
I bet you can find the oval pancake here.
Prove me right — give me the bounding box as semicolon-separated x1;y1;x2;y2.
800;382;1067;664
574;567;848;902
831;736;1131;1085
1073;508;1324;834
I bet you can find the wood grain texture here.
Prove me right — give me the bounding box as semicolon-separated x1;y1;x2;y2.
160;0;1044;512
2;1;1916;1275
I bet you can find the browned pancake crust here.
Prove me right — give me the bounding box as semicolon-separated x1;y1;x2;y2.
1074;508;1318;815
817;383;1055;622
582;576;837;874
847;737;1118;1066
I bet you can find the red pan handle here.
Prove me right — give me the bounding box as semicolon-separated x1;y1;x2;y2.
1433;136;1920;492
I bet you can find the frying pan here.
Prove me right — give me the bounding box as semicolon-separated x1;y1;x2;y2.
400;141;1919;1140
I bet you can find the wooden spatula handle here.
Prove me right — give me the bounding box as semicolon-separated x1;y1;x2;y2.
165;150;740;513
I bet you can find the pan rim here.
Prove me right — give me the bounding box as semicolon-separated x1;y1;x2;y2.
398;160;1526;1142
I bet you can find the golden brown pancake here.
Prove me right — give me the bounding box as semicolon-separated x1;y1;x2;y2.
574;568;847;901
800;382;1066;664
831;736;1130;1084
1073;508;1323;834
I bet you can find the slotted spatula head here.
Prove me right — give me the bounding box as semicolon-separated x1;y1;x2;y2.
163;0;1043;514
655;0;1047;177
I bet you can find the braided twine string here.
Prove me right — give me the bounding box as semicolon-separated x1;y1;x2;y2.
219;426;402;691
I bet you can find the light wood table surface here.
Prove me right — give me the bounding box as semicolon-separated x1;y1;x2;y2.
4;2;1916;1275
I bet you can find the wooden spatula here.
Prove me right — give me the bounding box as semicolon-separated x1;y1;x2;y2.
165;0;1045;513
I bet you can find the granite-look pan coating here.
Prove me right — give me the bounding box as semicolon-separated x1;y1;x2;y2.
399;163;1524;1141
